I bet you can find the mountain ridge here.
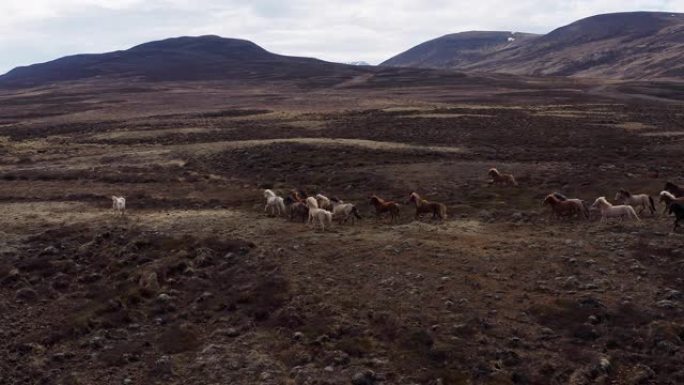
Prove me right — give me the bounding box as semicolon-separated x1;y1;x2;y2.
382;12;684;79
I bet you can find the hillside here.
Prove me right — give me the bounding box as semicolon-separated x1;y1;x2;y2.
382;12;684;79
0;36;366;87
382;31;540;69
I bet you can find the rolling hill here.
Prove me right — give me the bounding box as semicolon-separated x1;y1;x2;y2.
382;12;684;79
0;35;367;87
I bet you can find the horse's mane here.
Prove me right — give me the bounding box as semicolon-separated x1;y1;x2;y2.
596;196;610;205
660;190;676;200
544;194;560;204
619;189;631;197
552;192;568;201
488;168;500;175
330;196;341;203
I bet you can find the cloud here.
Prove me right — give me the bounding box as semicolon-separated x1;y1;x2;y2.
1;0;683;73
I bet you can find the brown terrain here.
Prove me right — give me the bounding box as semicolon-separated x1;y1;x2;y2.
382;12;684;80
1;35;684;385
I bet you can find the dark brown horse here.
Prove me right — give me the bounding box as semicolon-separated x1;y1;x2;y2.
659;191;684;214
669;202;684;232
407;192;447;220
284;196;309;222
665;182;683;198
370;195;400;222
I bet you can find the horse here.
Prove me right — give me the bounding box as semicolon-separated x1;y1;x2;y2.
664;182;684;198
308;208;333;231
614;189;655;215
284;196;309;222
668;202;684;232
488;168;518;186
407;192;447;220
263;189;286;217
330;198;362;224
305;196;320;224
111;196;126;216
369;195;400;223
542;194;587;219
590;197;640;223
290;189;308;202
550;193;589;216
659;191;684;214
315;194;334;210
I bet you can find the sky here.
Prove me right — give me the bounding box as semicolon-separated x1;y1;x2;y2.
1;0;683;74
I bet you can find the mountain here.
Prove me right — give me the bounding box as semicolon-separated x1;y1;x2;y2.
0;35;366;87
346;61;372;66
382;12;684;79
382;31;540;69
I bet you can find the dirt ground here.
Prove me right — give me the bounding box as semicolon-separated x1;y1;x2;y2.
0;76;683;385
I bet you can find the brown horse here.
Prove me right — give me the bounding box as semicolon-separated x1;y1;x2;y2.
665;182;684;198
290;189;308;203
284;196;309;222
543;194;586;219
370;195;400;222
407;192;447;220
488;168;518;186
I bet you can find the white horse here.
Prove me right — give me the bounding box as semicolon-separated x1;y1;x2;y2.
263;189;286;217
308;208;333;231
330;198;362;224
614;189;655;215
305;196;319;224
111;196;126;216
591;197;640;222
315;194;333;210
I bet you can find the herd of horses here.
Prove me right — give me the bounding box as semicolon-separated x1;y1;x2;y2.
109;167;684;232
259;168;684;232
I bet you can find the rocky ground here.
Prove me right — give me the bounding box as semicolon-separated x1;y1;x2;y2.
0;78;683;384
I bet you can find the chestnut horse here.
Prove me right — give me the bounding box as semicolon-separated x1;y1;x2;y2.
369;195;400;222
407;192;447;220
488;168;518;186
543;194;586;219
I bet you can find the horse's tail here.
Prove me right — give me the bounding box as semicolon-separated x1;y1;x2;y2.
352;206;362;219
648;195;656;213
278;199;286;215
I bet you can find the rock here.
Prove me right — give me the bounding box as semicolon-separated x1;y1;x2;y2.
599;357;611;372
293;331;304;341
15;287;38;302
351;369;376;385
43;246;59;255
157;293;172;302
628;364;654;384
225;327;240;338
51;273;71;290
656;300;677;309
2;268;21;285
152;355;174;378
139;272;160;291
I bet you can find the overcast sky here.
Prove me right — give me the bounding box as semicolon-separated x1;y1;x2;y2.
1;0;683;74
